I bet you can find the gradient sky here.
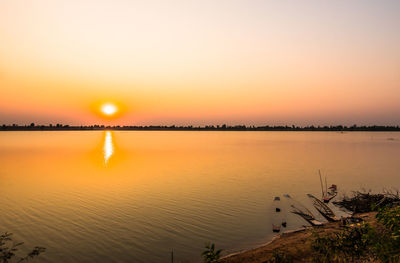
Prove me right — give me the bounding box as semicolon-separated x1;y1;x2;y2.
1;0;399;126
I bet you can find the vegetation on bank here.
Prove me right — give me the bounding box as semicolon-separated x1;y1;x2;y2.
310;205;400;263
0;233;45;263
202;243;223;263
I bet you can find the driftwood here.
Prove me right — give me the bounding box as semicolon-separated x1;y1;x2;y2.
333;190;400;213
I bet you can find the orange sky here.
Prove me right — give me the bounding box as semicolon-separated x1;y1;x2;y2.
1;0;399;126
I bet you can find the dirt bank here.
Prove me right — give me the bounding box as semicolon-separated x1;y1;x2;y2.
220;212;377;263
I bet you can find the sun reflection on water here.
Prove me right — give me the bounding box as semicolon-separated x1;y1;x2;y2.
103;131;114;165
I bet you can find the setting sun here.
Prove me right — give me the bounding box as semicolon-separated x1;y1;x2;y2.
101;103;117;116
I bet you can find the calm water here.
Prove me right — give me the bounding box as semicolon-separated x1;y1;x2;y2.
0;131;400;262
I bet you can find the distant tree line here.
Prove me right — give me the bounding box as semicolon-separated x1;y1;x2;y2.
1;123;400;131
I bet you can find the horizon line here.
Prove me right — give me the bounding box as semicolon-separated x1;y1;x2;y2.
1;123;400;132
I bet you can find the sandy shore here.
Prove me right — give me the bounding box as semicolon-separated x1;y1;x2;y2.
220;212;377;263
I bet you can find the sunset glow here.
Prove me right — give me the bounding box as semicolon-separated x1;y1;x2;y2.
0;0;399;126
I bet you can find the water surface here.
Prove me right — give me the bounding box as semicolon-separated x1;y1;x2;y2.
0;131;399;262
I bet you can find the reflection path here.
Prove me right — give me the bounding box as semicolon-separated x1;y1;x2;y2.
103;131;114;165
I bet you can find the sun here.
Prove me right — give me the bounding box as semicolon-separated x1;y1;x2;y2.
92;101;124;119
101;103;118;116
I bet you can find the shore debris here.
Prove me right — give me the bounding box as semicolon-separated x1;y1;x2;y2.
333;190;400;213
290;204;323;226
272;196;288;232
319;170;337;203
283;194;323;226
272;224;281;233
274;196;281;212
307;194;339;222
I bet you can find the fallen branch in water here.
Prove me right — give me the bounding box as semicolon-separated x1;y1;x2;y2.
333;190;400;213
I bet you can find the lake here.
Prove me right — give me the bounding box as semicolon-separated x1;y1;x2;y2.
0;131;399;262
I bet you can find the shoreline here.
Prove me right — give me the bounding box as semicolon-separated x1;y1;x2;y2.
220;227;310;260
219;212;377;263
